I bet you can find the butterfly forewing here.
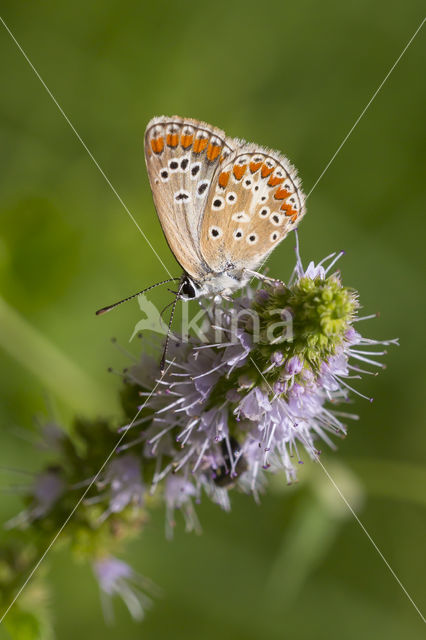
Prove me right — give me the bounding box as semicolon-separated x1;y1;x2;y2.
199;146;306;273
144;116;235;280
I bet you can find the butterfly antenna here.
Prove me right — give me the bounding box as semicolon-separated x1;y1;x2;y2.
95;278;180;315
160;299;176;322
160;281;184;373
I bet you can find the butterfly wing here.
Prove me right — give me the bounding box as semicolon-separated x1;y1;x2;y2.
199;145;305;274
144;116;235;280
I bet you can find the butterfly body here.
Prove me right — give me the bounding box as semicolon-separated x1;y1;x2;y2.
145;116;306;299
179;270;249;301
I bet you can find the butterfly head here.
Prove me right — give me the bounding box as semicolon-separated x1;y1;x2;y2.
179;275;203;300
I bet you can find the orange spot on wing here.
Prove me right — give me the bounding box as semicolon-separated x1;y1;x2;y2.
249;161;262;173
233;164;247;180
181;134;193;149
280;203;297;216
207;143;221;162
274;187;292;200
167;133;179;147
291;213;298;223
268;175;284;187
151;137;164;154
193;138;209;153
218;171;230;188
261;164;274;178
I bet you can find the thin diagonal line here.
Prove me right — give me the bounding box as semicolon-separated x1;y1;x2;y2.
249;355;425;623
311;451;425;623
0;361;174;623
0;15;172;279
254;17;425;282
306;16;425;199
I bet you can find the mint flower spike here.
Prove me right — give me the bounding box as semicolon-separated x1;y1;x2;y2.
125;246;397;514
3;417;151;625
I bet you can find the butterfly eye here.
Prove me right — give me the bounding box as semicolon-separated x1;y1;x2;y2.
226;192;237;204
233;229;244;240
259;207;270;218
209;226;222;239
247;233;258;245
211;197;225;211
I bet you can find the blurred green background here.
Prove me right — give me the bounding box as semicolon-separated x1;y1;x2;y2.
0;1;425;638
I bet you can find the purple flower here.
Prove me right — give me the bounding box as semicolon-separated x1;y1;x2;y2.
94;454;144;523
285;355;303;376
5;468;65;528
273;380;286;394
237;387;272;421
164;475;201;539
304;260;326;280
271;351;284;366
93;556;155;621
256;288;270;303
120;247;395;512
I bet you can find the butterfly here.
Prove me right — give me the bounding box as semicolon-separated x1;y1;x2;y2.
96;116;306;366
144;115;306;300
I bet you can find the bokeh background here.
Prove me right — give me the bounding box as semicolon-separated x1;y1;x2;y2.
0;1;425;638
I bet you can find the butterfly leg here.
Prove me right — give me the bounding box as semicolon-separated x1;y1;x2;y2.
243;269;284;287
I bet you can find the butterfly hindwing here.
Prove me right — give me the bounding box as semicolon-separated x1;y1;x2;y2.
144;116;235;280
199;145;305;273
